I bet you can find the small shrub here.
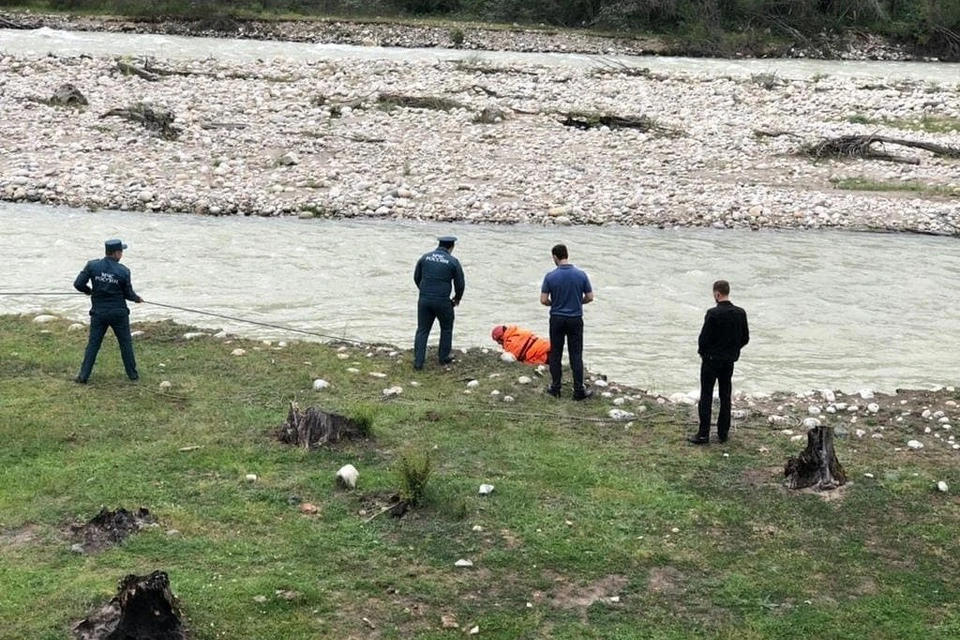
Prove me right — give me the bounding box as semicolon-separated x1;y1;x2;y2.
450;28;465;48
396;450;431;506
751;71;781;90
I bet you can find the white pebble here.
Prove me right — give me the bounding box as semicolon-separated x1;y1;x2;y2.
937;481;949;493
231;348;246;356
907;440;924;450
312;379;330;391
466;379;480;389
245;474;258;482
336;464;359;488
613;397;626;406
593;379;609;388
517;376;532;385
478;484;494;495
858;389;874;399
455;559;474;568
802;417;821;429
502;395;515;403
501;352;516;363
382;386;403;397
159;380;172;390
808;405;822;415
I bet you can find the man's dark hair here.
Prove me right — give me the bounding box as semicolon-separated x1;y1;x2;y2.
439;240;454;249
551;244;568;260
713;280;730;296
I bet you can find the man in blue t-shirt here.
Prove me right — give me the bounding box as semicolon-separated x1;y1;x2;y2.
540;244;593;400
73;238;144;383
413;235;466;370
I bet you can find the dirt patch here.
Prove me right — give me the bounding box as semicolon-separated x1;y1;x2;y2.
647;566;686;596
550;574;628;609
70;507;155;554
358;492;408;521
0;524;39;548
741;466;783;488
73;571;187;640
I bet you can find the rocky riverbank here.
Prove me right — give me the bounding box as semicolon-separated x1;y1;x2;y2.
1;42;959;234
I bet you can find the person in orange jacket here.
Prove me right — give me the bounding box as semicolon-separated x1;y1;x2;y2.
491;325;551;365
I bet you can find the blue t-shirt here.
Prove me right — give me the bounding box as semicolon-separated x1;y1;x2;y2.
541;264;592;317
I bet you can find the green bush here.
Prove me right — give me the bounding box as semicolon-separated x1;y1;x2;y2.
395;450;431;506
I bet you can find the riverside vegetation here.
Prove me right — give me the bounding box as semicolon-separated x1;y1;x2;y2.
1;0;960;60
1;314;959;638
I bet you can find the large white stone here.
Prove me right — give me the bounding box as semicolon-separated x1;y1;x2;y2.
312;379;330;391
336;464;359;488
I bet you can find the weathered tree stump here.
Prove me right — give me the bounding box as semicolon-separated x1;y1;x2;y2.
49;83;88;107
784;425;847;490
802;134;960;163
73;571;187;640
277;402;367;449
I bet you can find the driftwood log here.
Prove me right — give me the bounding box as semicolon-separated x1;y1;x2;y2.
278;402;367;449
73;571;187;640
116;60;161;82
784;425;847;490
101;103;181;140
802;134;960;164
560;112;658;131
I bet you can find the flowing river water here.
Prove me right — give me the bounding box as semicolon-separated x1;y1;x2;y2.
2;203;959;395
2;29;959;394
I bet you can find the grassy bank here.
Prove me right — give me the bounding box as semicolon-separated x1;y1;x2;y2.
1;314;959;638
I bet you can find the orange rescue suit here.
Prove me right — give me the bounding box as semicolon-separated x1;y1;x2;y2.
501;326;550;365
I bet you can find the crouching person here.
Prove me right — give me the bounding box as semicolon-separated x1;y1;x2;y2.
491;325;550;366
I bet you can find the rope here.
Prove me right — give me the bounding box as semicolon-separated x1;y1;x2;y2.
0;290;367;346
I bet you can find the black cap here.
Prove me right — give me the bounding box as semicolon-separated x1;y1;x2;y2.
438;236;457;245
105;239;128;253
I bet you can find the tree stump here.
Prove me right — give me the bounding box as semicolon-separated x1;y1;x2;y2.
73;571;187;640
49;83;88;107
784;425;847;490
277;402;367;449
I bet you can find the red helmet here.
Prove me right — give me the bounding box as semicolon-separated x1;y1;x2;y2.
491;325;505;343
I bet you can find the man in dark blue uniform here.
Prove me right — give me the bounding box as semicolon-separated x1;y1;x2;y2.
73;239;144;383
540;243;594;400
688;280;749;445
413;235;465;370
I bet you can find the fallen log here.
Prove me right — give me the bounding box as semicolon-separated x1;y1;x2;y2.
101;102;181;140
802;134;960;164
116;60;161;82
784;425;847;491
559;111;661;133
376;93;465;111
73;571;187;640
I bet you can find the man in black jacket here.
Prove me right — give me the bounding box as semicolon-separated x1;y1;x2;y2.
688;280;749;445
73;239;143;383
413;236;465;370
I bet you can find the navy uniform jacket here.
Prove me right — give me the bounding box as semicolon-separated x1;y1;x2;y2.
74;257;142;312
698;300;749;363
414;247;465;302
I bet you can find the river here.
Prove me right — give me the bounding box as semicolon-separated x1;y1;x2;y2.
2;202;959;395
2;26;960;82
2;29;959;394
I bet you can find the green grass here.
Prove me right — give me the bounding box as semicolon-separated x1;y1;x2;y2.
830;176;960;197
845;114;960;133
1;315;959;638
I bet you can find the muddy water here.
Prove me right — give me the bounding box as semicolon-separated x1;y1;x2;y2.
2;203;959;394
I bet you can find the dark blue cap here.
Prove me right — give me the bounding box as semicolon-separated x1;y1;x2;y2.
105;239;128;253
438;236;457;244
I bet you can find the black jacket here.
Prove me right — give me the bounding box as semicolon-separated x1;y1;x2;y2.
414;247;465;302
74;257;141;312
698;300;749;363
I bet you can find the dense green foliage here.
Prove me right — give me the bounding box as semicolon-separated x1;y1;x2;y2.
2;0;959;56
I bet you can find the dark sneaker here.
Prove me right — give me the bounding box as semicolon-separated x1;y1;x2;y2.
573;389;594;401
74;376;87;384
687;435;710;445
440;357;456;365
546;386;561;398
